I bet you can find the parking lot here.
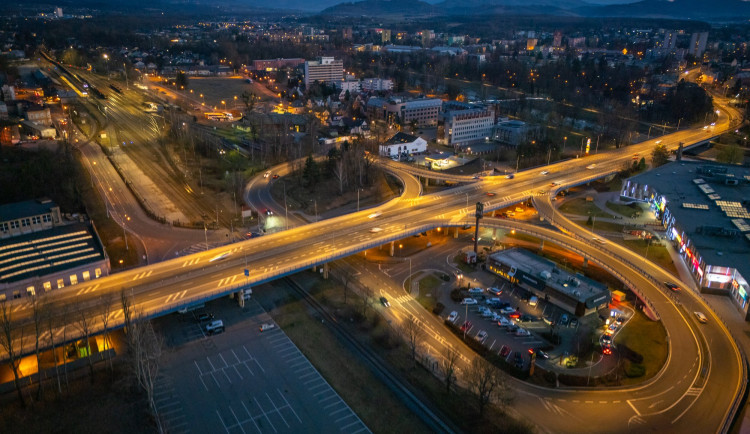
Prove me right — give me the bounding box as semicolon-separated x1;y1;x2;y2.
442;281;622;370
154;296;370;434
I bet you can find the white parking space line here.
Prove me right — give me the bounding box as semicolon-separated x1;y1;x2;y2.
277;389;303;424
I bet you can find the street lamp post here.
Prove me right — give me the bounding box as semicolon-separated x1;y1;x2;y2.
283;181;289;230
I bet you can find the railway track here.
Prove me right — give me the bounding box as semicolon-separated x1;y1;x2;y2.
283;276;459;434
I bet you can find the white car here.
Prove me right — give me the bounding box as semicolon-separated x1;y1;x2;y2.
487;287;502;296
468;287;484;295
540;170;549;175
461;298;478;305
368;212;382;219
476;330;488;341
586;164;596;170
447;311;458;322
480;309;494;318
369;227;383;233
264;171;271;178
694;311;708;323
485;297;501;305
497;316;511;327
515;328;531;337
500;306;516;314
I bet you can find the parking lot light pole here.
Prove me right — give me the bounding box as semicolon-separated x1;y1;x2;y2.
464;303;468;340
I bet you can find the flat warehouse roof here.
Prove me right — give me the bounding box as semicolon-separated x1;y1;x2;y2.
0;222;106;283
625;161;750;270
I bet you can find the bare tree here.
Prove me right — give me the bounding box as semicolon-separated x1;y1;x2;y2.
340;268;352;305
441;346;460;394
31;294;49;399
403;316;423;366
332;156;346;195
467;357;504;417
60;303;70;391
99;293;115;372
74;299;96;382
131;317;164;434
360;286;373;319
45;301;62;396
0;300;26;406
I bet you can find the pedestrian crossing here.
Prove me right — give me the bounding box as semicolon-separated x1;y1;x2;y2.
75;283;100;296
132;270;153;281
217;275;239;288
165;290;188;304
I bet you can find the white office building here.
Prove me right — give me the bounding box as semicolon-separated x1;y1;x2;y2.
304;57;344;88
379;132;427;158
361;78;393;92
443;106;494;148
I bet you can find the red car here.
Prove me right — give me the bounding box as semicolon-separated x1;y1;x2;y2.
460;320;472;332
500;345;511;358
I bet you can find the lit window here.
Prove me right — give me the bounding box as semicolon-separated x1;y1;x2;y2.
82;271;90;281
95;268;101;278
70;275;78;285
43;281;51;292
57;279;64;289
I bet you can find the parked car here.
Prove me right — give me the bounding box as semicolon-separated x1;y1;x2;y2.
480;309;494;318
497;316;511;327
379;296;390;307
535;349;550;359
461;298;478;305
486;297;502;305
500;306;516;314
518;314;535;323
460;320;472;332
528;296;538;307
569;317;579;328
196;312;214;322
559;314;569;326
259;323;275;332
500;345;511;358
476;330;488;341
468;287;484;295
487;287;503;296
447;311;458;322
515;328;531;337
513;352;524;368
205;320;225;334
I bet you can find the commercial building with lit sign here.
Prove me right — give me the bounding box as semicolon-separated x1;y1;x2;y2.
487;248;611;316
621;161;750;319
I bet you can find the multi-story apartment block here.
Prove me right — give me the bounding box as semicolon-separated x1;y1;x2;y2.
304;57;344;88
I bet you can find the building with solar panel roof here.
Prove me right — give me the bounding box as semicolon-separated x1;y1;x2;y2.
621;161;750;319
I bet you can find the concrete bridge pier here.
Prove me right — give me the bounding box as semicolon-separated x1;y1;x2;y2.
454;227;459;238
323;263;329;279
582;257;588;268
390;241;395;256
238;291;245;307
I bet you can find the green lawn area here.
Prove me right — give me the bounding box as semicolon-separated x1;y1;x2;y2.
559;198;614;218
415;274;444;312
618;239;679;276
452;253;477;275
616;310;668;385
605;201;647;218
587;220;625;233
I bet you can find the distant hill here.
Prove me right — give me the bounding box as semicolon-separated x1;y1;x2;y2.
585;0;750;19
320;0;438;16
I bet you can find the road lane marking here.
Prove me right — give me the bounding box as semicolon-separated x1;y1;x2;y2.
627;400;642;416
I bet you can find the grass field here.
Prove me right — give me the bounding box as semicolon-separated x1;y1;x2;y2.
605;201;648;218
616;310;668;385
416;274;444;312
183;77;274;108
559;198;614;218
618;239;679;276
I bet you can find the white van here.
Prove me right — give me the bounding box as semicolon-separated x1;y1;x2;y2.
205;320;224;334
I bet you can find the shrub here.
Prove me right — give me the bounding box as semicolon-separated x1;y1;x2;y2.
432;302;445;315
625;362;646;378
450;289;463;302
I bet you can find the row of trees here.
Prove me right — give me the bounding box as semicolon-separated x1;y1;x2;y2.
0;291;162;430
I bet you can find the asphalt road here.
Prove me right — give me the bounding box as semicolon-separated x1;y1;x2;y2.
9;67;745;432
